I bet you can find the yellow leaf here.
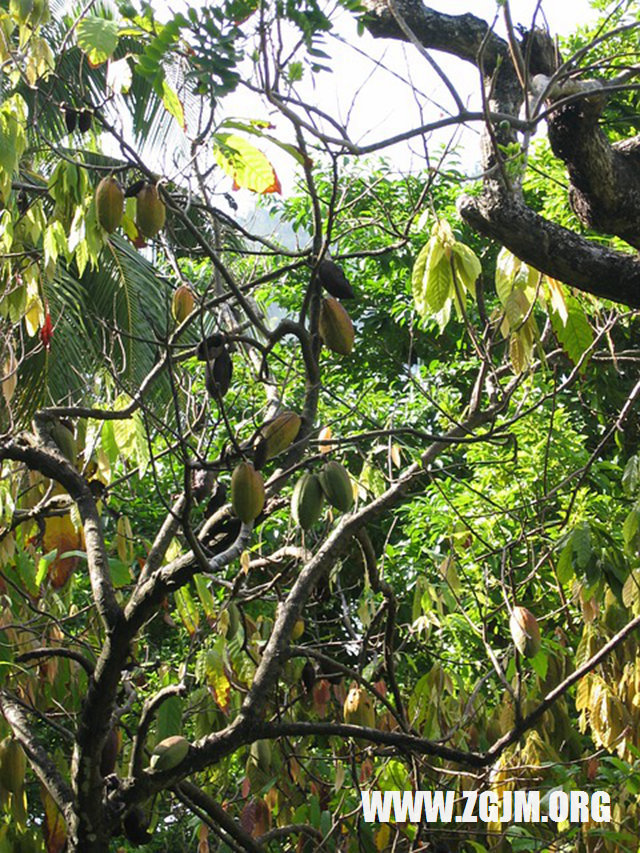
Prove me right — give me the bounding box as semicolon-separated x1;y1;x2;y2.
213;134;281;194
318;425;333;454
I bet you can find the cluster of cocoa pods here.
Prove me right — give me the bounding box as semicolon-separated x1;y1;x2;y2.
62;103;93;134
94;175;166;240
317;259;355;356
291;459;353;530
230;410;302;524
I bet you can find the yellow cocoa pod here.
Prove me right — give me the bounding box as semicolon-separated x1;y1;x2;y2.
319;461;353;513
150;735;189;771
171;285;195;323
231;462;265;524
290;618;304;641
135;183;166;239
291;473;324;529
95;176;124;233
0;737;26;793
343;686;375;729
319;297;354;356
258;411;301;461
509;606;541;658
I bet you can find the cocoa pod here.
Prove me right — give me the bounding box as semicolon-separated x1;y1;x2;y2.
78;109;92;133
205;349;233;400
135;183;166;238
509;606;541;658
231;462;265;524
196;333;225;361
150;735;189;771
123;806;152;845
343;685;375;729
50;419;77;465
257;411;301;461
290;618;304;641
302;661;316;693
0;737;26;793
64;106;77;133
171;284;195;323
319;297;354;355
318;259;355;299
319;461;353;512
291;472;324;529
95;176;124;233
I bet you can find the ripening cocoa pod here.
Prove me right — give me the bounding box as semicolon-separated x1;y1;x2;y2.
509;606;541;658
205;349;233;400
231;462;265;524
95;176;124;233
318;259;355;300
319;297;354;356
171;284;195;323
135;183;166;238
250;739;272;773
100;726;119;776
149;735;189;771
0;737;27;793
291;473;324;530
290;618;304;641
343;685;375;729
257;411;301;461
78;109;92;133
319;461;353;513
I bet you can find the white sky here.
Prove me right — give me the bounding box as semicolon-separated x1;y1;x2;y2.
149;0;599;205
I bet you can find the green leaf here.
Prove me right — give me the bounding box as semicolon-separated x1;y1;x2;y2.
622;456;640;497
452;241;480;296
573;522;592;569
552;296;593;368
426;253;453;313
77;16;119;66
160;79;185;129
411;238;432;316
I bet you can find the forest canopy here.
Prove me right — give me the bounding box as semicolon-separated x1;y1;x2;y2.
0;0;640;851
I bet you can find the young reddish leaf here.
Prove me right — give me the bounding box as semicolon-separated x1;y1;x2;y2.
40;307;54;350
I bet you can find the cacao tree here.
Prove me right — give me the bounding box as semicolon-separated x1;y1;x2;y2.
0;0;640;851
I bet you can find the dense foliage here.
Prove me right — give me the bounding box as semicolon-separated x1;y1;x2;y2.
0;0;640;851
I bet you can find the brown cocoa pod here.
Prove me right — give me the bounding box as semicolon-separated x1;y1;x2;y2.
509;606;541;658
78;109;92;133
319;297;354;355
205;349;232;399
64;106;77;133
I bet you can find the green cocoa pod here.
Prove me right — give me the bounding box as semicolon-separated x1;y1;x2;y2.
95;176;124;233
150;735;189;771
291;473;324;529
231;462;265;524
319;460;353;512
135;183;166;238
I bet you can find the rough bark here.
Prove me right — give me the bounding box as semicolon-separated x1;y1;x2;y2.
361;0;640;307
547;93;640;248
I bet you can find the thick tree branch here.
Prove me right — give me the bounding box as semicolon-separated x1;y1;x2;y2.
459;193;640;306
